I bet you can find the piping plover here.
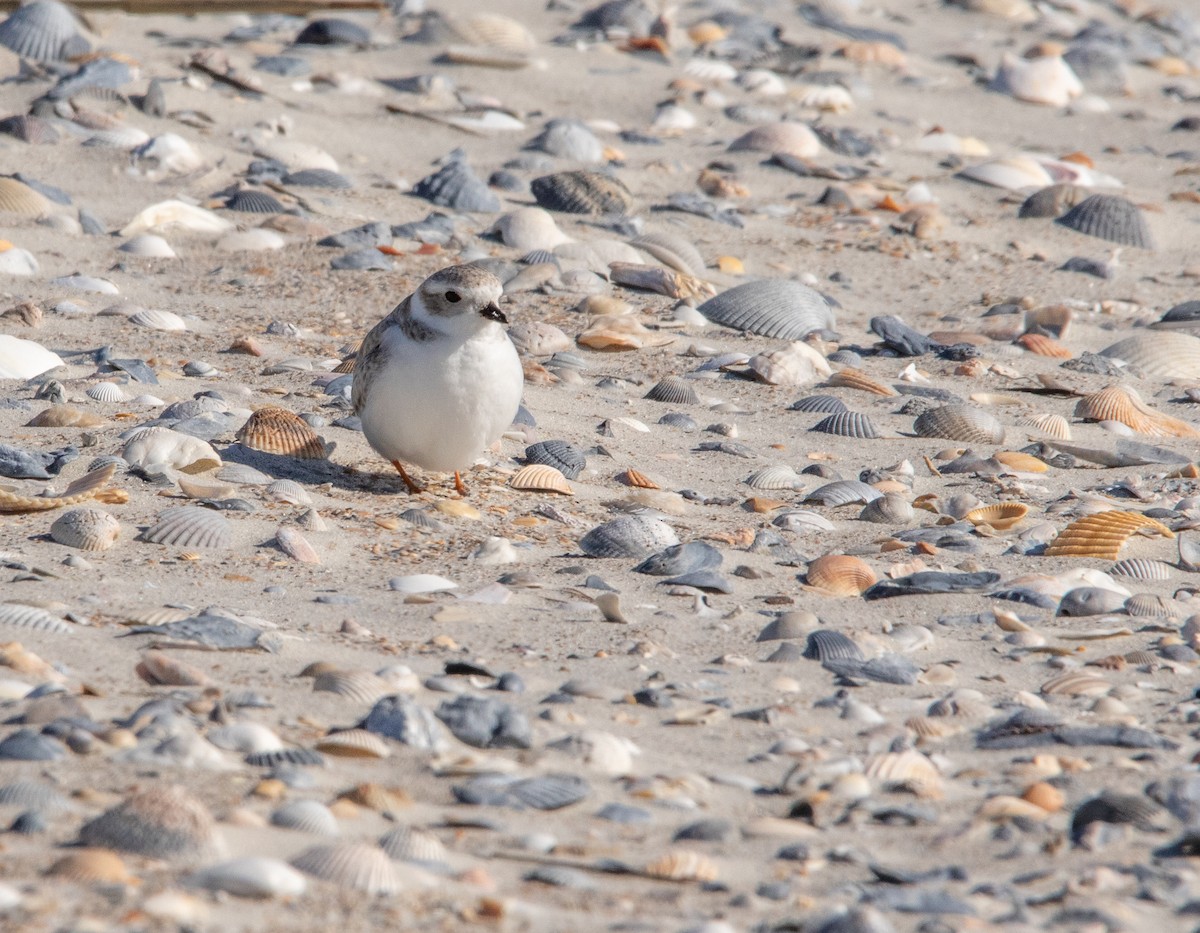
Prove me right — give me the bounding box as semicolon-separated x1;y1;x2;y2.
352;264;523;495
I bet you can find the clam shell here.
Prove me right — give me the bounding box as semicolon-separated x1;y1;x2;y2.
1055;194;1154;249
447;12;536;52
630;232;706;277
579;516;679;559
811;411;879;439
990;53;1082;107
747;343;829;386
826;368;898;396
858;494;914;524
315;729;390;759
1018;183;1085;219
0;781;71;810
806;554;878;596
78;785;221;863
744;465;804;490
186;857;307;898
526;118;602;163
1019;412;1071;440
271;800;339;836
0;0;88;62
119;234;176;259
489;208;569;251
1075;385;1199;438
913;405;1005;444
236;407;327;459
728;123;819;159
1045;510;1174;559
957;155;1054;191
0;113;59;144
47;848;134;884
129;307;187;331
0;177;50;215
50;507;119;550
531;171;634;215
524;440;585;480
86;381;128;402
697;279;834;339
379;826;448;866
1042;671;1110;697
644;376;699;405
312;669;397;704
1109;558;1170;582
992;451;1048;472
644;850;719;882
510;464;573;495
804;480;883;507
290;842;405;894
865;750;941;792
790;394;848;413
140;506;233;550
964;503;1029;530
1099;332;1200;380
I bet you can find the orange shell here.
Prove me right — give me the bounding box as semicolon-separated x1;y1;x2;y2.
806;554;878;596
644;851;719;882
992;451;1048;473
964;502;1030;530
826;367;898;397
1016;332;1072;359
47;848;136;883
314;729;390;759
619;468;659;489
1045;510;1174;559
836;40;908;68
509;464;573;495
235;407;327;459
1074;385;1200;438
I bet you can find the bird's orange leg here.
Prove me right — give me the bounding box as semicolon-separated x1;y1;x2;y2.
390;460;425;494
454;471;468;496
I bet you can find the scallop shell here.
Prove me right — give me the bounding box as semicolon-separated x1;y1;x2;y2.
1018;183;1085;219
1075;385;1199;438
129;308;187;331
47;848;135;884
865;750;941;792
1016;333;1071;359
990;53;1083;107
225;190;285;214
644;376;700;405
78;785;221;863
86;381;128;402
379;826;448;866
810;411;879;439
728;123;820;159
1055;194;1154;249
290;843;405;894
964;503;1030;530
509;464;573;495
531;171;634;215
0;1;88;63
186;857;307;898
858;494;914;524
236;407;327;459
525;440;585;480
0;114;59;144
697;279;834;339
0;603;72;634
630;233;706;277
913;405;1005;444
790;394;848;414
50;507;119;551
803;629;864;662
1045;510;1174;559
312;669;396;705
1099;332;1200;380
1041;671;1110;697
315;729;390;759
0;177;50;215
1019;412;1072;440
271;800;339;836
744;465;804;490
806;554;878;596
957;155;1054;191
825;368;898;396
1109;558;1170;582
804;480;883;507
140;506;233;550
644;850;719;882
579;516;679;559
0;463;119;514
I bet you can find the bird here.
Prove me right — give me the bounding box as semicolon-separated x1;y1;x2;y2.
351;264;523;495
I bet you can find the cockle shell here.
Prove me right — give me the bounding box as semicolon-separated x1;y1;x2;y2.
645;376;700;405
140;506;233;550
697;279;834;339
791;394;848;414
806;554;878;596
1016;333;1071;358
865;750;941;793
990;53;1083;107
78;785;222;863
644;850;719;882
913;405;1005;444
129;308;187;331
0;0;88;62
580;516;679;558
509;464;573;495
531;171;634;215
1019;413;1072;440
1041;671;1110;696
630;232;706;277
964;503;1030;530
859;494;914;524
236;407;328;458
744;465;804;490
1019;183;1085;219
524;440;585;480
271;800;339;835
290;843;406;894
804;480;882;507
379;826;447;866
811;411;880;439
0;177;50;215
1109;558;1170;582
47;849;135;884
826;368;898;396
1045;511;1174;559
1099;332;1200;380
50;507;119;550
728;123;820;160
1075;385;1200;438
1055;194;1154;249
86;381;128;402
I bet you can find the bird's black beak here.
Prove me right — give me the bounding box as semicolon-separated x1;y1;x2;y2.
480;303;507;324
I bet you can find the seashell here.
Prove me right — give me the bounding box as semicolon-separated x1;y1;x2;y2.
531;171;634;215
957;155;1054;191
508;321;571;356
0;177;50;216
964;503;1029;530
1099;332;1200;380
0;1;89;62
312;669;396;704
992;451;1048;472
275;526;319;564
120;199;234;237
379;826;447;866
186;857;307;898
865;750;941;792
1110;558;1170;582
509;464;573;495
86;381;128;402
0;463;119;514
47;849;134;884
1075;385;1199;438
630;232;706;277
914;405;1005;444
1124;594;1180;618
747;343;830;386
1045;510;1174;559
794;84;854;113
804;480;883;507
1019;183;1085;219
84;125;150;150
0;335;62;379
411;157;500;212
644;376;699;405
806;554;877;596
790;395;848;414
264;479;311;506
78;785;221;863
803;629;865;662
129;308;186;331
774;509;836;533
140;506;233;550
315;729;390;759
0;781;71;810
579;516;679;559
644;850;719;882
526;118;602;163
50;507;119;551
990;53;1082;107
290;843;406;894
119;234;176;259
524;440;585;480
206;723;282;755
27;404;104;428
728;123;819;160
618;468;658;489
859;494;914;524
225;190;284;214
0;603;71;634
825;368;898;396
123;427;221;474
1019;412;1071;440
1016;333;1071;359
489;208;570;252
697;279;834;339
1055;194;1153;249
236;407;327;459
744;465;804;490
0;113;59;144
1041;671;1110;697
811;411;880;439
271;800;339;836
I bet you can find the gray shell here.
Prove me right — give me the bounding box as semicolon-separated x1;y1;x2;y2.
697;279;835;339
633;541;722;576
580;516;679;558
1110;558;1170;582
531;171;634;215
225;190;284;214
0;781;71;810
803;630;864;663
0;730;66;761
744;465;805;490
1055;194;1154;249
290;843;403;894
1018;183;1084;219
0;603;72;635
140;507;233;549
271;800;339;835
790;394;847;414
525;119;604;163
362;696;445;750
644;376;699;405
658;412;698;431
810;411;879;439
0;1;89;63
913;405;1005;444
413;158;501;212
282;168;351;189
1124;594;1182;619
379;826;448;866
858;494;914;524
804;480;882;506
630;232;706;277
525;439;586;480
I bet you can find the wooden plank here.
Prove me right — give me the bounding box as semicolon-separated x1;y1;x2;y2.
0;0;384;13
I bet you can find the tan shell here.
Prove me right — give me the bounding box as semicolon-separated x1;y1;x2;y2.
47;848;136;884
865;750;941;793
644;850;719;882
1041;671;1110;697
446;12;537;52
806;554;877;596
0;464;119;514
27;405;104;428
1019;412;1071;440
0;176;50;215
826;367;898;396
136;650;210;687
1100;332;1200;380
964;503;1030;530
50;507;120;550
728;122;819;160
1016;333;1071;358
509;464;573;495
275;526;320;564
618;468;659;489
290;842;405;894
1045;510;1174;559
992;451;1048;473
913;405;1006;444
315;730;390;759
1074;385;1200;438
312;670;396;705
236;407;327;459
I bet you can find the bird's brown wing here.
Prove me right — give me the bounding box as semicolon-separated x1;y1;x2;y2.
350;295;409;415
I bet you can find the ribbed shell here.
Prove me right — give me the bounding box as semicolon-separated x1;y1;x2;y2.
312;669;394;704
1154;301;1200;330
992;451;1048;473
130;308;186;331
728;122;820;159
0;1;88;63
790;395;847;414
140;506;233;550
858;494;914;524
1018;183;1084;219
1016;333;1071;359
47;848;134;883
811;411;879;439
630;232;706;277
282;168;351;189
803;629;865;662
379;826;448;865
579;515;679;558
50;507;119;550
225;190;285;213
744;465;804;490
806;554;877;596
804;480;882;507
525;440;585;480
0;781;71;810
1055;194;1154;249
0;177;50;215
447;12;536;52
1124;594;1180;618
865;750;941;791
826;368;898;396
236;407;327;459
644;376;699;405
697;279;834;339
1075;385;1200;438
290;843;404;894
0;603;72;634
531;171;633;215
1110;558;1170;582
644;851;719;882
77;785;220;863
271;800;339;835
315;729;390;759
0;114;59;144
964;503;1029;530
1100;332;1200;380
914;405;1005;444
1018;412;1071;440
509;464;573;495
1045;510;1174;559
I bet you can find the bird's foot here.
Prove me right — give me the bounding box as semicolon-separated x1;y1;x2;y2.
454;471;468;497
390;460;425;494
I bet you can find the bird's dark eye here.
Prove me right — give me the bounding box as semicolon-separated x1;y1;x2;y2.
445;290;461;303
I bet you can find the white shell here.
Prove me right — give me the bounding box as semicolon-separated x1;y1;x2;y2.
187;857;307;898
218;229;286;252
958;155;1054;190
119;234;176;258
1100;332;1200;380
140;506;233;550
271;800;339;836
120;199;235;237
122;426;221;473
0;335;62;379
728;123;820;159
289;843;406;894
86;382;128;402
50;507;119;550
130;308;187;331
488;207;570;251
990;53;1083;107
